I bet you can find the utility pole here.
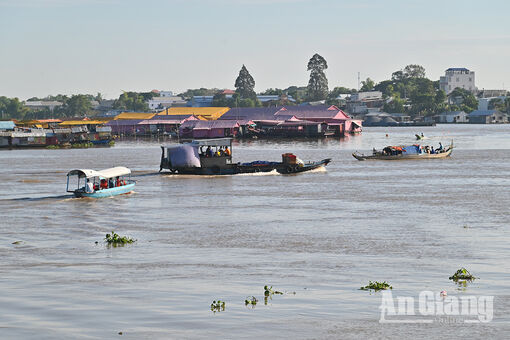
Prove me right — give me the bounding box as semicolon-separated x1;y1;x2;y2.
357;72;360;91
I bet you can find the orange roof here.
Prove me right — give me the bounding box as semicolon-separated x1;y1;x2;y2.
114;112;156;120
157;107;230;120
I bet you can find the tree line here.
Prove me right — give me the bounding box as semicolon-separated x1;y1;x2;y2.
2;54;507;120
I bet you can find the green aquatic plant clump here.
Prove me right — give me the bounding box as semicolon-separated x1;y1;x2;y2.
46;145;60;149
360;281;393;291
449;267;477;282
71;142;94;148
245;296;258;306
210;300;225;313
264;285;283;296
104;231;136;246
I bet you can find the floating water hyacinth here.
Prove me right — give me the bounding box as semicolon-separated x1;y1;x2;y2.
104;231;136;246
449;267;477;282
359;281;393;291
245;296;258;306
264;285;283;296
210;300;225;313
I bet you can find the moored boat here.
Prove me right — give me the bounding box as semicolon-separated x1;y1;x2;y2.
66;166;135;198
159;138;331;175
352;141;453;161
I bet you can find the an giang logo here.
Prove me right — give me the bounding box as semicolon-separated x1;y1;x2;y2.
379;290;493;323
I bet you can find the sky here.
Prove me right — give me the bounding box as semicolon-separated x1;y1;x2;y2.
1;0;509;100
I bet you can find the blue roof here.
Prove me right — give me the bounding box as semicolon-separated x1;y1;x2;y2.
446;67;470;71
0;121;15;130
469;110;499;116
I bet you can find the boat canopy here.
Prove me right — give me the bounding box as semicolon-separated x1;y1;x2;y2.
166;144;201;167
67;166;131;179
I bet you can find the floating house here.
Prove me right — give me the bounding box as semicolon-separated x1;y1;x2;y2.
179;120;246;139
218;105;361;136
468;110;508;124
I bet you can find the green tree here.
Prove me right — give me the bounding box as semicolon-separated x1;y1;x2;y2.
403;64;426;78
383;96;405;113
235;65;256;100
448;88;477;112
65;94;93;116
260;88;284;95
0;96;29;119
360;78;375;92
113;92;152;112
307;53;329;101
179;88;220;100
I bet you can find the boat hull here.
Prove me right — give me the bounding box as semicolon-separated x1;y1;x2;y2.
74;182;135;198
163;159;331;175
352;148;452;161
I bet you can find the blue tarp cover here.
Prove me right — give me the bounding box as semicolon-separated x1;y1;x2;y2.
168;145;201;167
403;145;420;154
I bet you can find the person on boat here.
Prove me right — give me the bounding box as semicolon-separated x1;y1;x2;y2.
424;146;430;154
100;179;107;189
206;146;213;158
116;176;121;187
225;146;231;156
86;179;94;193
430;146;435;154
437;142;443;152
215;148;221;157
421;132;424;138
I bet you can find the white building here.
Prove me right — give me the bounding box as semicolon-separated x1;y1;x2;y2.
160;91;173;97
148;96;186;110
439;68;476;95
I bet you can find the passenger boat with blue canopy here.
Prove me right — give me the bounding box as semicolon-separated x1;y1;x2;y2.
66;166;135;198
160;138;330;175
352;141;453;161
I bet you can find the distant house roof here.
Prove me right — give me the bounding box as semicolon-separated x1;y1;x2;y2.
149;114;199;121
439;111;466;117
221;89;235;95
0;121;15;130
59;120;105;126
469;110;500;116
158;107;230;120
148;96;185;103
106;119;144;126
277;105;350;120
446;68;470;72
256;95;295;102
114;112;156;120
24;100;63;107
219;107;282;121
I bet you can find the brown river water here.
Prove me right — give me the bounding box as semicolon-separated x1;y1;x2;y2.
1;124;510;339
